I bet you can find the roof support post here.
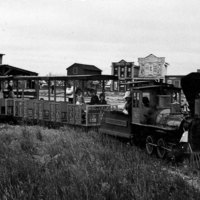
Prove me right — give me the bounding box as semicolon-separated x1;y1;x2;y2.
102;80;105;93
64;80;67;102
35;80;39;100
22;80;25;99
54;80;56;102
73;80;76;104
48;80;51;101
16;80;19;98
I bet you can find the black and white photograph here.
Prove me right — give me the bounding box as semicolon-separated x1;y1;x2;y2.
0;0;200;199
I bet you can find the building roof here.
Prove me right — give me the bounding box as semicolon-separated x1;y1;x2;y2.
66;63;102;72
112;60;134;65
0;74;118;81
0;64;38;76
138;54;165;62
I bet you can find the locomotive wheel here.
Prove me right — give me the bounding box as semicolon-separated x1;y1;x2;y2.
156;138;167;159
146;136;155;155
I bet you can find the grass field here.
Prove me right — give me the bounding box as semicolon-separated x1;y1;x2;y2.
0;124;200;200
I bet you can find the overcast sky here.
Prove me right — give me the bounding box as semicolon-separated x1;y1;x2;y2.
0;0;200;76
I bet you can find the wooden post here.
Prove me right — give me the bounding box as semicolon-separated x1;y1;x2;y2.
48;80;51;101
64;80;67;102
16;80;19;98
73;80;76;104
179;91;181;104
22;80;24;99
102;80;105;93
35;80;39;100
54;80;56;102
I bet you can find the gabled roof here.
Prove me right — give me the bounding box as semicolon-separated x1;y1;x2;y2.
0;64;38;76
118;59;127;63
138;54;165;60
66;63;102;71
112;60;134;65
144;54;158;59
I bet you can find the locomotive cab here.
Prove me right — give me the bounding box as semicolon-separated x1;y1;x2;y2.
131;83;182;126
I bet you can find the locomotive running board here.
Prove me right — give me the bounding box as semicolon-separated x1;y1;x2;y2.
99;128;132;138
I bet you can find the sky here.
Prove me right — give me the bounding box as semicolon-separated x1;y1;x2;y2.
0;0;200;76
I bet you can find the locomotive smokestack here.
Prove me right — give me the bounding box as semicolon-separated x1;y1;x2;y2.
0;54;5;65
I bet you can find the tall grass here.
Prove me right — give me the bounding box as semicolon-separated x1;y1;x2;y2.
0;125;199;200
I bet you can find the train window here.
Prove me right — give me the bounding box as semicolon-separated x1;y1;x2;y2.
142;92;150;107
132;92;139;107
142;92;150;100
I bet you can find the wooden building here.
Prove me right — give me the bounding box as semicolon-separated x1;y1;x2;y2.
111;60;138;91
66;63;102;76
0;54;38;91
0;54;38;76
136;54;168;82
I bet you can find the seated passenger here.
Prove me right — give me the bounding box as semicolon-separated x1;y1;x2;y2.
75;88;85;105
142;96;149;107
90;89;99;105
66;82;74;103
75;88;86;123
99;93;107;105
141;97;153;124
123;91;132;115
8;85;15;98
0;89;3;99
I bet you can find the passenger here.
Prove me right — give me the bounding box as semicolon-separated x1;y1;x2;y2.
0;89;3;99
7;85;15;98
51;82;54;94
75;88;85;105
123;91;132;115
66;82;74;103
75;88;86;123
89;89;99;105
99;93;107;105
142;96;150;107
141;97;153;124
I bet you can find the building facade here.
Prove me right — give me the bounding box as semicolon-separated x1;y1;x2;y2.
0;54;38;90
136;54;168;82
111;55;168;91
111;60;137;91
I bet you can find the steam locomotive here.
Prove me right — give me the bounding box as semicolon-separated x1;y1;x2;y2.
100;73;200;160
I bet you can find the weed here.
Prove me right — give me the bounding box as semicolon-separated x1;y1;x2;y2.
0;125;199;200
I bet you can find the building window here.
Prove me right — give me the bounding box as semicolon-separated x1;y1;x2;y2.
174;80;180;88
73;67;78;74
127;67;131;78
120;67;125;78
114;67;118;76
